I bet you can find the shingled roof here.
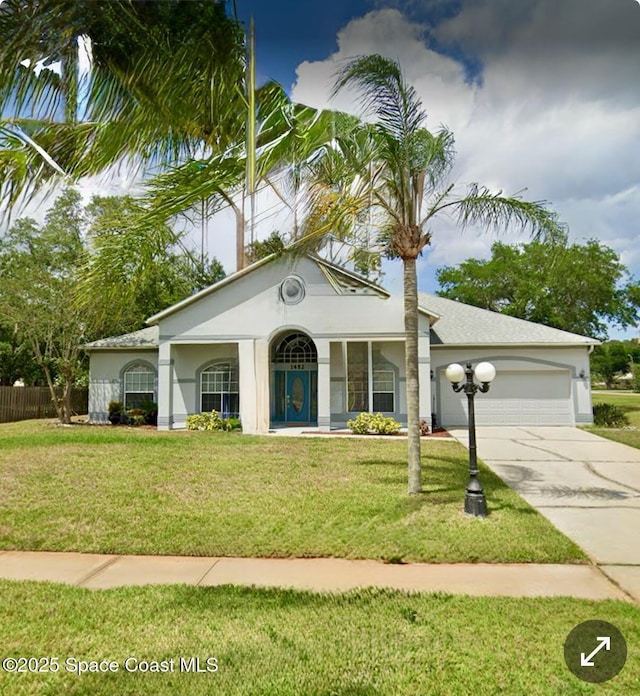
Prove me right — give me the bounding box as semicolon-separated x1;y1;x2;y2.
84;326;159;350
83;283;598;350
421;292;598;346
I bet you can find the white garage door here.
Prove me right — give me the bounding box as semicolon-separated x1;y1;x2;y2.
439;369;574;426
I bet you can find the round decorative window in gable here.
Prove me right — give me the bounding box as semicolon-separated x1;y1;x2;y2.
280;276;305;305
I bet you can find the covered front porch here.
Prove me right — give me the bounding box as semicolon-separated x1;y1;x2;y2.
156;331;425;434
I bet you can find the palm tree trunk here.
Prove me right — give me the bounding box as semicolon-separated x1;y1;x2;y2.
403;256;422;494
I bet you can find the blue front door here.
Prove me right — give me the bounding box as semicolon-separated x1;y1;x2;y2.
286;371;309;422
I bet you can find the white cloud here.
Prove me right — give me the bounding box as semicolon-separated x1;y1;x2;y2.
293;9;475;132
289;0;640;313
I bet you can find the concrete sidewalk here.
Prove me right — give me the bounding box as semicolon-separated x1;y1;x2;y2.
450;426;640;604
0;550;630;600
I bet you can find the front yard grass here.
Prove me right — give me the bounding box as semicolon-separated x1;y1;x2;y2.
0;420;586;563
1;580;638;695
589;391;640;449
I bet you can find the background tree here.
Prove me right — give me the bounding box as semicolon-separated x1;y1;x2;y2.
80;195;225;337
0;325;43;386
303;55;564;494
0;187;226;420
590;341;637;389
246;230;286;263
0;188;86;421
436;235;640;339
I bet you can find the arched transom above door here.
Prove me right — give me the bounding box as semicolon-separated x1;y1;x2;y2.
272;332;318;364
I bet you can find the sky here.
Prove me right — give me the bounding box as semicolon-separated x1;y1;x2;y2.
228;0;640;340
9;0;640;340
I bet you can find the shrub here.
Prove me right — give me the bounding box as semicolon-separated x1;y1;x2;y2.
347;412;374;434
186;411;241;432
347;412;401;435
107;400;124;425
108;400;123;417
592;402;630;428
224;417;242;431
139;400;158;426
186;411;225;431
632;364;640;394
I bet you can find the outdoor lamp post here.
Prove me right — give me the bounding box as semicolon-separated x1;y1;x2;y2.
445;361;496;518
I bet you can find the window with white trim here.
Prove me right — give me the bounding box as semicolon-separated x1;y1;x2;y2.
123;363;156;409
373;368;395;412
201;361;239;417
347;342;368;412
346;343;397;413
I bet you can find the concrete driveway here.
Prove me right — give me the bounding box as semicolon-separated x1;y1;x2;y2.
449;426;640;602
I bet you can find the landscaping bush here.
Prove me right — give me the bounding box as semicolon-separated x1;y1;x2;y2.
347;412;401;435
592;402;630;428
107;400;124;425
186;411;241;432
139;400;158;426
126;408;146;426
633;364;640;394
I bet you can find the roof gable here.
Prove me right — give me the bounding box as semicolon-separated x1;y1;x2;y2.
146;253;390;324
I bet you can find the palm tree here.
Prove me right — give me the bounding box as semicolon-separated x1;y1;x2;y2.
304;55;564;494
0;2;340;272
0;119;69;214
0;0;247;211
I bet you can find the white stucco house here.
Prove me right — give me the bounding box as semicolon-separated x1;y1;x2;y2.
84;253;597;432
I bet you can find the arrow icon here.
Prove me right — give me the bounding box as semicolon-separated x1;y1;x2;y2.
581;636;611;666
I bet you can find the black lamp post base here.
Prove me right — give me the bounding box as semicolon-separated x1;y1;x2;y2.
464;491;487;518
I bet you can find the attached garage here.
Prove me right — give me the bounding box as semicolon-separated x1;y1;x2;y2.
423;291;597;429
438;367;574;427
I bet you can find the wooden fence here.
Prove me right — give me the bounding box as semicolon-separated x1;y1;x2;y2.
0;386;89;424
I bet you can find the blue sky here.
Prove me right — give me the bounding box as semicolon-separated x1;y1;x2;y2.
220;0;640;340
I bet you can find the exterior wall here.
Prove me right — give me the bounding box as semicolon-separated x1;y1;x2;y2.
431;346;592;427
88;349;158;423
158;257;408;342
168;343;238;430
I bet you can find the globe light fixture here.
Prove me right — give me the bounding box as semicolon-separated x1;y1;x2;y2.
445;361;496;517
444;363;465;384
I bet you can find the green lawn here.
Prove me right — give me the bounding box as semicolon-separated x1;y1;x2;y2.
0;420;585;563
0;580;638;695
589;391;640;449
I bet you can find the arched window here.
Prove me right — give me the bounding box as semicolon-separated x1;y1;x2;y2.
201;361;239;417
123;363;156;409
272;333;317;364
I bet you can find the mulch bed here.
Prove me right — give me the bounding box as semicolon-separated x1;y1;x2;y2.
302;428;453;438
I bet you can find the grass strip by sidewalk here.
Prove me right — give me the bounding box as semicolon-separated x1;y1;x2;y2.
0;420;586;563
0;580;638;695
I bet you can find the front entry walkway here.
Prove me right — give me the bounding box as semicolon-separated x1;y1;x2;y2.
450;426;640;602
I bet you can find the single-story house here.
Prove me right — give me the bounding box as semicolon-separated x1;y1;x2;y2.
84;253;598;432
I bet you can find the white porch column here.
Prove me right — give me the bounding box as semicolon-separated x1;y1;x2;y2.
316;338;331;431
254;339;270;434
238;340;258;434
418;335;431;428
157;341;174;431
